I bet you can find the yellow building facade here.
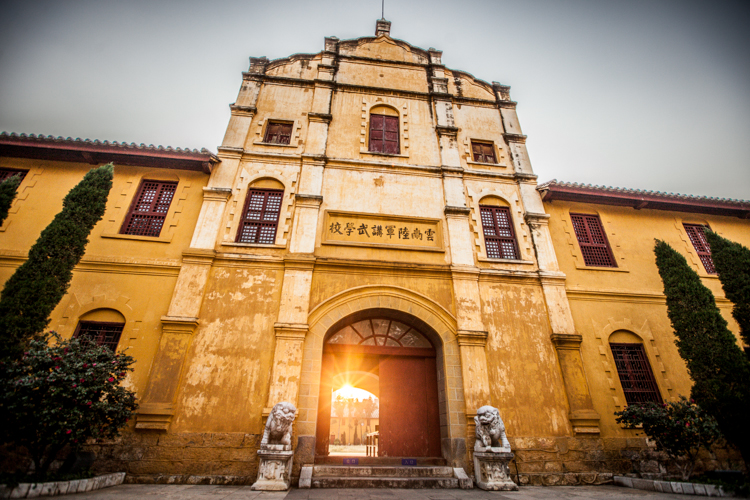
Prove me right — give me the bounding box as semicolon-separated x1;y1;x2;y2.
1;19;748;487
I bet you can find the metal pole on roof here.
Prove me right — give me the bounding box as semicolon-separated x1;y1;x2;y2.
382;0;384;20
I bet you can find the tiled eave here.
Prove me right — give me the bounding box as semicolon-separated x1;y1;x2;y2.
538;180;750;219
0;133;220;174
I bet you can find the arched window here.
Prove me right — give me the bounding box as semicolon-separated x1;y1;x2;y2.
368;106;399;155
479;196;519;260
609;331;661;405
74;309;126;351
236;178;284;245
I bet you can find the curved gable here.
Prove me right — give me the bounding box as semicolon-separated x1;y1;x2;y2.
339;36;429;65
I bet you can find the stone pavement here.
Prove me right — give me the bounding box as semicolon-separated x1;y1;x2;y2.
59;484;691;500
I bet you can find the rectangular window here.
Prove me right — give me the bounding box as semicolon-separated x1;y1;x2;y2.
610;343;662;405
570;213;617;267
683;223;716;274
471;142;496;163
368;114;399;154
263;122;292;145
480;205;519;260
120;180;178;237
75;321;124;351
236;189;283;244
0;168;28;183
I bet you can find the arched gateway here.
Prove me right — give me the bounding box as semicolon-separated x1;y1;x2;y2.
316;315;442;457
301;285;466;465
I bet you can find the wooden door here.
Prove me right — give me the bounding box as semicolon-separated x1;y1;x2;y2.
378;356;441;457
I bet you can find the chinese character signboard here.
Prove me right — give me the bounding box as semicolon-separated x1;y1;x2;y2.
322;211;444;252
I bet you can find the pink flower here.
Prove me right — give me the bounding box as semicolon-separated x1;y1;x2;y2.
66;430;72;434
72;384;77;388
55;366;60;370
93;363;96;366
108;377;114;382
83;363;87;368
80;378;85;382
86;401;92;406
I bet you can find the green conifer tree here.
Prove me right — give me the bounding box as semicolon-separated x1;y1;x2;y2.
0;174;23;226
654;240;750;467
705;231;750;347
0;164;113;359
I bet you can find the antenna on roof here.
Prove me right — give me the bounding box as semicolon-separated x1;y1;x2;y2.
381;0;385;20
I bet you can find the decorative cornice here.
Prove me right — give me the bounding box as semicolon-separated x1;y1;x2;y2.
229;104;257;117
202;186;232;202
550;333;583;350
181;248;216;265
503;133;527;144
456;329;488;347
524;212;551;226
538;179;750;219
295;193;323;207
274;323;308;341
307;112;333;123
283;253;316;270
435;125;459;137
160;316;200;336
444;205;471;216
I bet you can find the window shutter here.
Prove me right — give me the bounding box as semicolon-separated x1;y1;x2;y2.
570;213;617;267
610;343;661;405
75;321;125;351
368;114;399;154
0;168;28;182
264;122;292;145
683;224;716;274
120;180;178;237
236;189;283;244
471;142;496;163
480;205;519;260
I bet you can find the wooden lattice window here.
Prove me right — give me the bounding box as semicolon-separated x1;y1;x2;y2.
120;180;178;237
610;343;661;405
570;213;617;267
480;205;519;260
368;114;399;154
683;223;715;274
264;122;292;145
75;321;124;351
236;188;283;244
471;142;496;163
0;168;27;183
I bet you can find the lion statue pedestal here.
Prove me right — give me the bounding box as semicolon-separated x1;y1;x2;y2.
472;405;518;491
251;402;297;491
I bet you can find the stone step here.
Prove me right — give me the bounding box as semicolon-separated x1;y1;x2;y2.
313;465;454;478
314;456;446;466
311;476;460;489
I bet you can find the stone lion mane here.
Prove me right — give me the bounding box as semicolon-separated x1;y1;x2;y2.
261;402;297;449
474;405;510;451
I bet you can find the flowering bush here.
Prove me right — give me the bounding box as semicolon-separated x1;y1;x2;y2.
0;332;137;481
615;397;723;481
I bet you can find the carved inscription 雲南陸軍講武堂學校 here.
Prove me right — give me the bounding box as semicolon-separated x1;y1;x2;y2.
322;211;443;252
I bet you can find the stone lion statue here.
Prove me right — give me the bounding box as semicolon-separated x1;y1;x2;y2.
261;402;297;450
474;405;510;452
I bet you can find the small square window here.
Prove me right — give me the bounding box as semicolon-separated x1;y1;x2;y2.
264;122;293;145
471;142;496;164
683;223;715;274
570;213;617;267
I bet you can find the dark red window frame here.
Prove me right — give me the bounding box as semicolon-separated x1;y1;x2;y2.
0;168;28;183
236;188;283;244
120;180;178;237
264;122;293;145
683;223;716;274
368;114;399;155
74;321;125;352
570;213;617;267
610;343;662;405
480;205;519;260
471;142;497;163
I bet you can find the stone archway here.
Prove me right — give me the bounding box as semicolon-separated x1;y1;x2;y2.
295;286;468;467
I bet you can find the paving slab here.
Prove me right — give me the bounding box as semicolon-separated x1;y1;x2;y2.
53;484;699;500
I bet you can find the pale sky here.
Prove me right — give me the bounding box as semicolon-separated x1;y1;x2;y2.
1;0;748;199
